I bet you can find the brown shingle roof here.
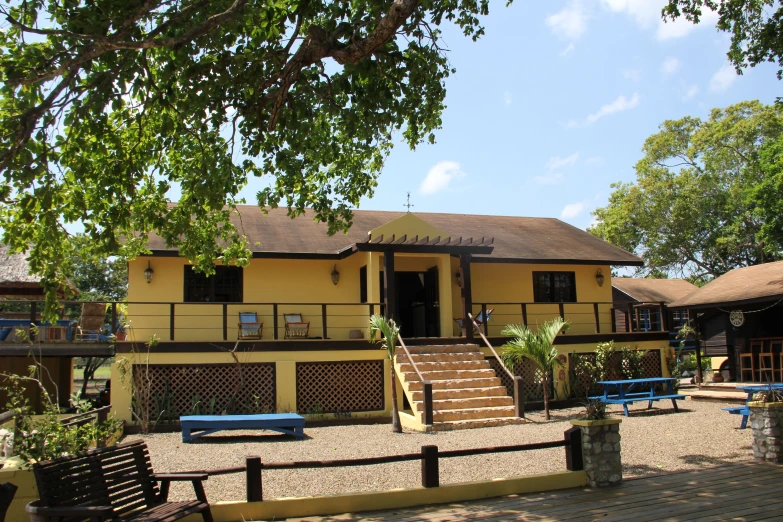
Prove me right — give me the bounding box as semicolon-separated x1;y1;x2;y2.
146;207;643;265
612;278;698;304
669;261;783;309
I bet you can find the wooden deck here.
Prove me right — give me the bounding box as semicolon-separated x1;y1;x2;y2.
285;460;783;521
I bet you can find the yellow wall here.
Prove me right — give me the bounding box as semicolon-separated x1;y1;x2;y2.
453;261;614;336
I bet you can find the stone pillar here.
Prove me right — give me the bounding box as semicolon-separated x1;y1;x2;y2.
570;418;623;487
749;402;783;463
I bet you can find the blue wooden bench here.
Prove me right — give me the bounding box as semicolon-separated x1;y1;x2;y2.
593;378;686;417
180;414;305;442
723;406;750;429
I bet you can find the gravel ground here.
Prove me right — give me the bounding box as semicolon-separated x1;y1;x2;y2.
126;398;752;502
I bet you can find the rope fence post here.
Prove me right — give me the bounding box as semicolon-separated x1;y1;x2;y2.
246;456;263;502
564;427;583;472
421;445;439;488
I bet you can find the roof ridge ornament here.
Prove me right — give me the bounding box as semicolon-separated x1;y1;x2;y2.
404;192;414;213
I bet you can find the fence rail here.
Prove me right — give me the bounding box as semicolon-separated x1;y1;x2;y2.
180;428;583;502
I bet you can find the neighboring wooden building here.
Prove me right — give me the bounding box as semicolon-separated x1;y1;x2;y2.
669;261;783;383
611;278;698;336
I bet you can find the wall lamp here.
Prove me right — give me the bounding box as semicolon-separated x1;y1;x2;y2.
331;264;340;286
144;261;154;284
595;268;605;287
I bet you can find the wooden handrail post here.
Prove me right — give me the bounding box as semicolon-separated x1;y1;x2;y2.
421;445;439;488
513;376;525;419
246;457;263;502
481;303;488;337
169;303;175;341
111;302;118;334
273;304;279;340
593;302;600;334
29;301;37;341
423;381;434;426
564;427;583;471
521;303;528;327
222;303;228;341
322;304;328;339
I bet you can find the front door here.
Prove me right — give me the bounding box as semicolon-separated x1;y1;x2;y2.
395;269;441;338
424;266;440;337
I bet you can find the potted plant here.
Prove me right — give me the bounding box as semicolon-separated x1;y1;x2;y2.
748;385;783;463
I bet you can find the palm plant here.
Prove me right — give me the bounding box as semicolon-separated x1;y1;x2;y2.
501;317;570;420
368;314;402;433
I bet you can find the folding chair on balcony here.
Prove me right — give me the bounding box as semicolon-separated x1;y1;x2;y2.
238;312;263;340
284;313;310;339
454;308;494;334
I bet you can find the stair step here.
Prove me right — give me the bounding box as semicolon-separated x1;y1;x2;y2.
398;360;491;372
432;417;526;431
409;386;510;401
395;352;485;364
432;405;517;422
406;377;502;391
419;396;514;410
403;369;497;381
398;344;481;355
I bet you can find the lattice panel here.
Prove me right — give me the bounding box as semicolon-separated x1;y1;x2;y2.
641;350;662;378
487;358;549;401
133;363;275;421
296;361;384;413
569;353;601;397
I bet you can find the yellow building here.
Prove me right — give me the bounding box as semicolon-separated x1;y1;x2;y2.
113;208;670;431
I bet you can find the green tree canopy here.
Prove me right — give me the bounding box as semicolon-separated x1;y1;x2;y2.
65;235;128;302
0;0;500;315
663;0;783;80
590;100;783;280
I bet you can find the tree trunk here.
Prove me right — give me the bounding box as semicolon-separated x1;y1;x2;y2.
390;363;402;433
543;373;551;421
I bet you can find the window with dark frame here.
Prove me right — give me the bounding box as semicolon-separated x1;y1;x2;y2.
184;266;243;302
532;271;577;303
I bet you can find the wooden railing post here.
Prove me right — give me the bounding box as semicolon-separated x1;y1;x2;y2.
593;302;600;334
111;302;118;334
29;301;37;341
659;302;668;332
169;303;175;341
222;303;228;341
369;303;375;317
246;456;263;502
564;427;583;471
481;303;488;337
423;382;434;425
421;445;439;488
611;308;617;333
558;302;565;321
513;376;525;419
627;303;634;332
322;304;328;339
521;303;528;327
273;303;279;340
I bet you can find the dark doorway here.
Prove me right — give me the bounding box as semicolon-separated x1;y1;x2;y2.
395;269;440;338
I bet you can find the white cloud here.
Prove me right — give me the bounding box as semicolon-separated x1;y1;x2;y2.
585;93;640;125
546;0;590;40
585;156;603;165
682;84;700;101
601;0;718;41
560;43;576;56
419;161;466;195
623;69;642;82
710;64;738;92
546;153;580;171
561;202;586;219
504;90;513;106
660;57;680;75
533;172;564;185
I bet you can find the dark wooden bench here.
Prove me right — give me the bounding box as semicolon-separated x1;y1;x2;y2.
26;440;213;522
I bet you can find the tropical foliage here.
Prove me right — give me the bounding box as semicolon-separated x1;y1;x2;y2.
501;318;569;420
369;314;402;433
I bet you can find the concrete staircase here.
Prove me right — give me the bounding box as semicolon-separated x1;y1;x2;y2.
394;344;525;431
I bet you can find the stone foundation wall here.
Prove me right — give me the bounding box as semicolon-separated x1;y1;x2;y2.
571;419;622;487
750;403;783;464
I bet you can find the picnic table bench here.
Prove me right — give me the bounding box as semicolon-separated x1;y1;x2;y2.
591;377;685;417
26;439;213;522
724;384;783;429
181;413;306;442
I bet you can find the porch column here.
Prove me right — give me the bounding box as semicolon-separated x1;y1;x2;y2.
383;252;398;323
692;309;703;385
460;254;473;341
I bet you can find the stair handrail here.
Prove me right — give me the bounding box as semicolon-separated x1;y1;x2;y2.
468;313;525;418
396;334;434;426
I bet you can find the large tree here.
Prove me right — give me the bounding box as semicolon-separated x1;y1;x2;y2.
663;0;783;80
590;101;783;280
65;235;128;302
0;0;498;316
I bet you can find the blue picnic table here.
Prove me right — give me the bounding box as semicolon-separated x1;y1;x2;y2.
723;384;783;429
591;377;686;417
180;413;306;442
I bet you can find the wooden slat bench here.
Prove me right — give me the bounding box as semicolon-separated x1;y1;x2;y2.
181;413;306;442
26;440;213;522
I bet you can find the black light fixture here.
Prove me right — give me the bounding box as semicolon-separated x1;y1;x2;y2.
331;264;340;286
144;261;154;284
455;270;462;288
595;268;605;287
